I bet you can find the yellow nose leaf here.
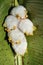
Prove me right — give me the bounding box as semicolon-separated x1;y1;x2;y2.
16;40;21;44
16;14;20;20
13;26;17;30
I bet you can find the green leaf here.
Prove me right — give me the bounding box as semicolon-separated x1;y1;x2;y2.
0;0;43;65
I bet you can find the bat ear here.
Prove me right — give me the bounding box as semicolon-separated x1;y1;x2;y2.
3;22;7;27
33;26;37;31
25;10;28;14
5;28;10;32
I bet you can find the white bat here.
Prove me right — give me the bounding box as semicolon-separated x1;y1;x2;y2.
8;28;27;55
10;5;28;19
19;19;36;36
3;15;19;32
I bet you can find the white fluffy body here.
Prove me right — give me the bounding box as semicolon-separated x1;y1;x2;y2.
10;5;27;19
19;19;34;35
8;28;27;55
4;15;19;29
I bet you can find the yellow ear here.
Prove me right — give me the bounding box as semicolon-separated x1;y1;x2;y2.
33;26;37;31
5;28;10;32
3;22;7;27
25;10;28;14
